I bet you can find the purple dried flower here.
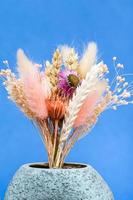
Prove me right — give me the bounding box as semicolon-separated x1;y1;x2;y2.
58;69;80;97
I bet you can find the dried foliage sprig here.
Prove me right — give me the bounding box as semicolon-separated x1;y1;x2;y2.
0;42;133;168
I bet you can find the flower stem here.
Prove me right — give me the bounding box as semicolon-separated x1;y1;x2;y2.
52;119;59;167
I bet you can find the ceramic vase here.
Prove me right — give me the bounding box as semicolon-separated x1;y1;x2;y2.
5;163;114;200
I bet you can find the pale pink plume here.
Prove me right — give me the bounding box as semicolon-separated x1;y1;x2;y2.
73;81;107;128
40;72;51;97
78;42;97;78
17;49;48;119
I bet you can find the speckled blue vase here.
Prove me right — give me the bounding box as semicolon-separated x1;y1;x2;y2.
5;163;114;200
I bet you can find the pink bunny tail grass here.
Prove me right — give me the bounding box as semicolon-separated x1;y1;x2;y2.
17;49;38;79
24;78;48;119
73;81;107;128
17;49;48;119
73;91;99;128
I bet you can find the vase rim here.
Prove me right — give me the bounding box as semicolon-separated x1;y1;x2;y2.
22;162;89;170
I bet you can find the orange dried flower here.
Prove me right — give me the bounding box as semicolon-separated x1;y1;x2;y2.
46;95;66;120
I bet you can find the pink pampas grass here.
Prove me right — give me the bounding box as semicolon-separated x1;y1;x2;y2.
73;91;99;128
17;49;48;119
73;81;107;128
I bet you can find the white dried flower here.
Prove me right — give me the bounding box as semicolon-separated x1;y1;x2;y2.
117;63;124;68
112;56;117;61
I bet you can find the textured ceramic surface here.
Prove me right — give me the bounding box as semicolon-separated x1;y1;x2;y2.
5;163;114;200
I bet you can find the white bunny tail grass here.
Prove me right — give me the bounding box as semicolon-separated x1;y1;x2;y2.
78;42;97;78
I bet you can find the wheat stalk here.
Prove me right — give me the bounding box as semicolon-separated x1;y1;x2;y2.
45;49;62;91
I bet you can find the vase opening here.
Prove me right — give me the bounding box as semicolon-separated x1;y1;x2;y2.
29;163;87;169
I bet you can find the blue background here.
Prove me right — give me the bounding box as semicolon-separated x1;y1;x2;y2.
0;0;133;199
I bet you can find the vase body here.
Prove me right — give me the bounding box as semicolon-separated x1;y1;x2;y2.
5;163;114;200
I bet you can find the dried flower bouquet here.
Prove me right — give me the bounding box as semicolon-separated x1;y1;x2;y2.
0;42;133;168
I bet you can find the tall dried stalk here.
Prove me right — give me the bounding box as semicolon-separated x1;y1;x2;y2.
35;119;53;167
52;120;59;167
